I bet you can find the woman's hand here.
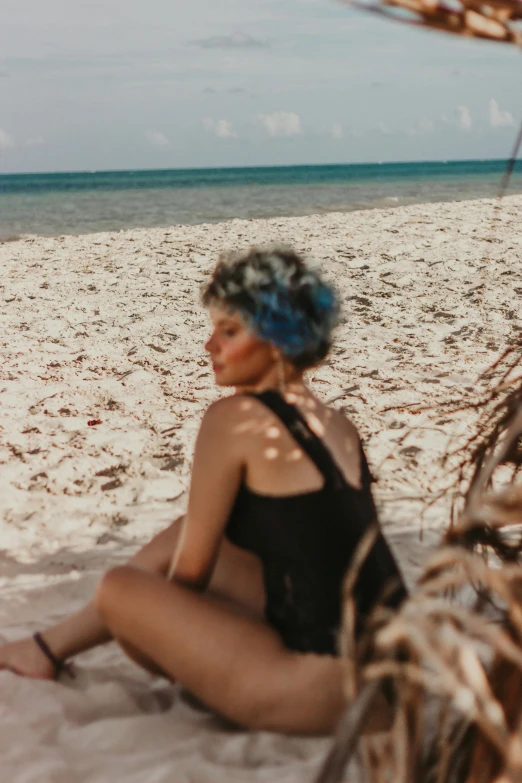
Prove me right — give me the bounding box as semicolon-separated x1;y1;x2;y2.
0;636;56;679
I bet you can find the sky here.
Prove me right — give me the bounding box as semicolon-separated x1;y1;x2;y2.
1;0;521;173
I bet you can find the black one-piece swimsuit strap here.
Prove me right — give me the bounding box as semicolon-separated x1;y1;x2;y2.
246;389;345;490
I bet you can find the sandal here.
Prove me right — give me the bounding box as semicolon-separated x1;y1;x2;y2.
33;632;74;679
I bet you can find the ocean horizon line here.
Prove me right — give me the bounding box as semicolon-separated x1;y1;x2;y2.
0;156;518;179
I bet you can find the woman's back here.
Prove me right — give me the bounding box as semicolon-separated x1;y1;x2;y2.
226;389;407;654
232;386;363;497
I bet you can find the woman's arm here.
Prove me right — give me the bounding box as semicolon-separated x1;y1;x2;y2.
168;397;244;590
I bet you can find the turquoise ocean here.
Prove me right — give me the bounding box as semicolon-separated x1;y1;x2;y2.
1;159;521;240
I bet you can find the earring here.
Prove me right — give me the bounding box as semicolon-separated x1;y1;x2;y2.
277;353;286;395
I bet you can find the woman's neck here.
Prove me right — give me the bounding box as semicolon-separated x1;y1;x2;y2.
235;367;306;396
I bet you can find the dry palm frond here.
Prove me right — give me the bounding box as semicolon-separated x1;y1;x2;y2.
316;346;522;783
317;538;522;783
441;340;522;524
341;0;522;45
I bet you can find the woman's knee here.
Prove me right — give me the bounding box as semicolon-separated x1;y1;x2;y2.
95;565;138;618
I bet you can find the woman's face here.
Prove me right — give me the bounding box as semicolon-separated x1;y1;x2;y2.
205;304;276;388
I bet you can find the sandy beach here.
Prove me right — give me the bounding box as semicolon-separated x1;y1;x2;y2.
1;195;522;782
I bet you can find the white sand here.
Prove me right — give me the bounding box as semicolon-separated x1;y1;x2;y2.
1;195;521;781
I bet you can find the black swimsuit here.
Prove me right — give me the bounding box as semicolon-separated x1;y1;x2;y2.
226;390;407;655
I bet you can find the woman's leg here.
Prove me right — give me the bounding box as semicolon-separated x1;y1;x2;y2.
109;532;266;678
96;565;345;735
117;534;266;677
0;516;265;679
0;517;184;678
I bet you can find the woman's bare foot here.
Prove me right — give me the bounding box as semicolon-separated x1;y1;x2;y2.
0;636;56;679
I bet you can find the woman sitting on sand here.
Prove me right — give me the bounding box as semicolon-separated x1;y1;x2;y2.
0;248;405;735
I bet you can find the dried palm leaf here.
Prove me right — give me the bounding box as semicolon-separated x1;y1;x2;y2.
316;346;522;783
341;0;522;45
316;543;522;782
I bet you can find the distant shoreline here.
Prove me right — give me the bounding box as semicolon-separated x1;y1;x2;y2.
0;193;498;244
1;192;521;244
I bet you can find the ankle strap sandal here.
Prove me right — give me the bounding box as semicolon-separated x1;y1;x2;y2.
33;632;74;679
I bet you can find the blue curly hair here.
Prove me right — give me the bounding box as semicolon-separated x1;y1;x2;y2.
202;247;340;369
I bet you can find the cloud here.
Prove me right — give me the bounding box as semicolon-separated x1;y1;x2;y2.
0;129;14;149
193;33;268;49
255;111;302;137
202;86;250;96
145;131;170;148
407;117;433;135
489;98;514;128
418;116;434;133
203;118;238;139
25;136;44;147
457;106;472;131
377;121;389;135
331;122;343;139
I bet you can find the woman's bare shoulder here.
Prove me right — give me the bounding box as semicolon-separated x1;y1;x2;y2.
195;395;272;464
199;394;268;437
325;405;361;444
203;393;265;419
